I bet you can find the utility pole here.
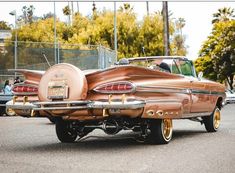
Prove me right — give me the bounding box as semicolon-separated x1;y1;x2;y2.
77;2;79;13
54;2;57;64
146;1;149;16
162;1;170;56
9;10;17;77
114;2;117;61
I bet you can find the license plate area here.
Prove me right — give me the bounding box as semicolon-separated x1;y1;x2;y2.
47;80;69;99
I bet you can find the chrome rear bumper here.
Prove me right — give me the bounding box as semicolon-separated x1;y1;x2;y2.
6;100;145;112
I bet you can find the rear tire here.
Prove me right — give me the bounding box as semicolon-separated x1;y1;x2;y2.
203;107;220;132
0;107;5;116
148;119;173;144
48;117;56;124
56;119;78;143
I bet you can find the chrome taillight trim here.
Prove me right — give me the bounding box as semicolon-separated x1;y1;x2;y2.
93;81;136;94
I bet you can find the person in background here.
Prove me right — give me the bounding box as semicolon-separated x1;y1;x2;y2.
14;76;21;84
3;80;12;95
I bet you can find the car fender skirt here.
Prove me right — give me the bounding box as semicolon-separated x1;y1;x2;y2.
38;63;88;102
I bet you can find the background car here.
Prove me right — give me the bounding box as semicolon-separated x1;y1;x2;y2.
0;93;15;116
223;89;235;105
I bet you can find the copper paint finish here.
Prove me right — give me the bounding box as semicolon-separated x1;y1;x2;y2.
8;58;225;120
38;63;88;102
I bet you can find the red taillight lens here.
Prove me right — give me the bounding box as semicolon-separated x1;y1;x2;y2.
94;82;135;93
12;85;38;95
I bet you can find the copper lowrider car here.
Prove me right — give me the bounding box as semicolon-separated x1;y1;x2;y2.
6;56;225;144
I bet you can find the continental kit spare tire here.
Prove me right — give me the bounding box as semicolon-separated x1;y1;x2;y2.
38;63;88;102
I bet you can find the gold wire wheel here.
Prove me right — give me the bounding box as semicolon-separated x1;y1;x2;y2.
6;108;16;116
214;108;221;129
162;119;173;140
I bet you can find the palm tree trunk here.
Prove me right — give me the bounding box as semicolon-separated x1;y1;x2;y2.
163;1;170;56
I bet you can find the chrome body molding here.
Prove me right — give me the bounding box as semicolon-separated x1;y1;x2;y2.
136;85;224;96
146;99;179;103
136;86;190;94
183;112;211;118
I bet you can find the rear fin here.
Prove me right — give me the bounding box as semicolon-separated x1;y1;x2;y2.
8;69;44;85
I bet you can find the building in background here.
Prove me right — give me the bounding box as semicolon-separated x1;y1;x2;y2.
0;30;11;54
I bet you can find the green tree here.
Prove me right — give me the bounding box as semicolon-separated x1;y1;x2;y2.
194;56;217;81
63;5;71;25
42;12;54;20
139;14;164;56
197;19;235;90
212;7;235;24
0;21;11;30
9;3;187;63
19;5;35;24
171;18;187;56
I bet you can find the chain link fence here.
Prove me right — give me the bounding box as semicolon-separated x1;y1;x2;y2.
0;41;116;87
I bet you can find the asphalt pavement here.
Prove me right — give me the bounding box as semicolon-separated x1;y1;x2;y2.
0;104;234;173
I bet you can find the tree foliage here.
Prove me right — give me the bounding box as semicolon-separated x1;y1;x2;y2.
1;3;187;71
18;5;35;25
196;15;235;89
212;7;235;24
0;21;11;30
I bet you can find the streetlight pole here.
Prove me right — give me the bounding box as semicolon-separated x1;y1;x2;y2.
9;10;17;77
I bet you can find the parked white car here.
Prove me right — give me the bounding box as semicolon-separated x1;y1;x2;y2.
224;90;235;105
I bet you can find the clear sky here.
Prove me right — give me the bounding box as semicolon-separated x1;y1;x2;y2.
0;1;234;60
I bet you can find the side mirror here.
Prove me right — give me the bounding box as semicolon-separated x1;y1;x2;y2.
198;71;203;80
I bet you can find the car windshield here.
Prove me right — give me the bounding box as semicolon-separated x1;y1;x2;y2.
128;58;195;77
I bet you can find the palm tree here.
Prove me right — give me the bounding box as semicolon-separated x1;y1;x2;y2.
175;17;185;36
212;7;235;24
63;5;71;25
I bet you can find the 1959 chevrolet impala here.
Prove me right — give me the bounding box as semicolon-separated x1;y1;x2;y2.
6;56;225;144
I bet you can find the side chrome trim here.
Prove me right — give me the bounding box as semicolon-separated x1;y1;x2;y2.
136;85;224;96
183;112;211;118
136;86;190;94
146;99;179;103
210;91;226;96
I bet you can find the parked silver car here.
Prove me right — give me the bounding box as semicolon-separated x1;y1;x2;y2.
224;89;235;105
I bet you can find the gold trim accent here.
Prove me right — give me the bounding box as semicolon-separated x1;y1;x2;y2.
214;109;220;129
108;94;112;104
163;119;173;140
23;96;28;105
102;109;109;117
31;110;35;117
13;96;18;104
156;110;163;116
146;110;154;116
121;94;126;104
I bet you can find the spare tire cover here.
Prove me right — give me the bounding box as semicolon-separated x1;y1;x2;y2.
38;63;88;101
